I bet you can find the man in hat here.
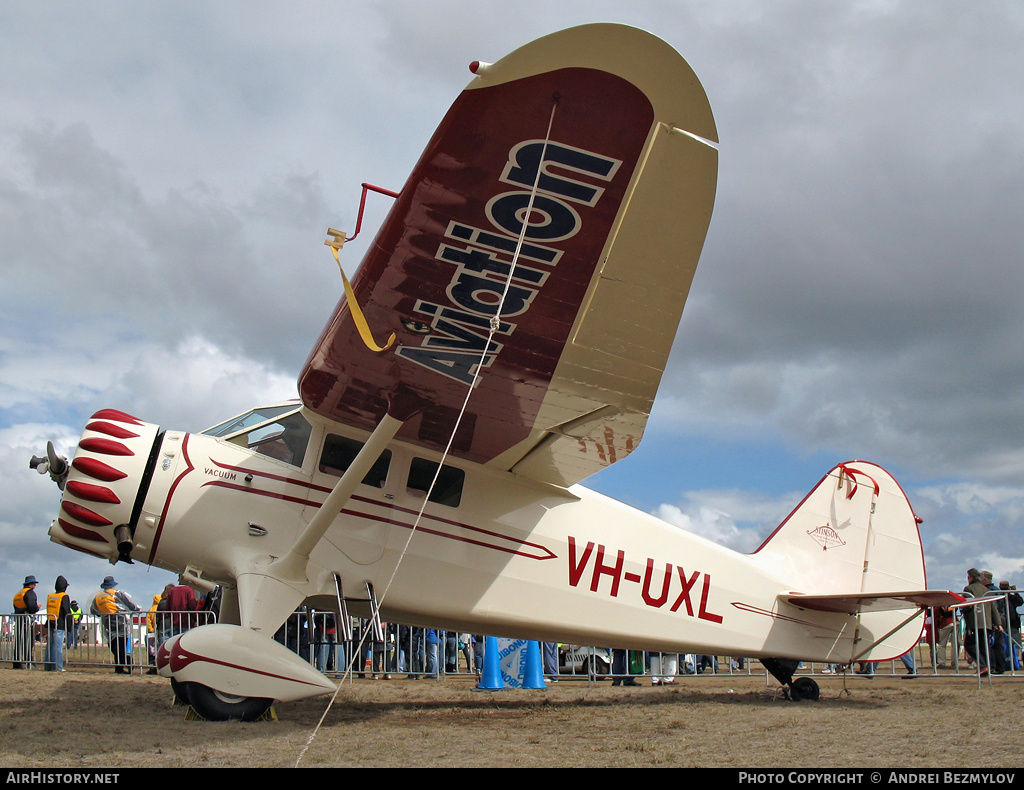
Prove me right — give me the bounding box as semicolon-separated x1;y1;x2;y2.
12;575;40;669
964;567;1003;677
91;576;140;674
66;599;83;650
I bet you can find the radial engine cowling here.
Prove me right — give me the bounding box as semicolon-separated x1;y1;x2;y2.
48;409;162;564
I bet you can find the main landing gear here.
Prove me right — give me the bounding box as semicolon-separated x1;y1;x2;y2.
761;658;820;701
157;624;336;722
180;681;274;722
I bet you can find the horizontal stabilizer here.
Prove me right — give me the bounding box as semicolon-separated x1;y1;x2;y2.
781;590;964;615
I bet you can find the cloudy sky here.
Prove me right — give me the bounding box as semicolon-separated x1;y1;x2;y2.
2;1;1022;612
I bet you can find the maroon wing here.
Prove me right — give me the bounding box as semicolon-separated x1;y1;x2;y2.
299;24;718;484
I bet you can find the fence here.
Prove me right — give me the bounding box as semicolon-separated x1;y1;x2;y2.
273;613;485;680
1;609;215;672
4;600;1021;683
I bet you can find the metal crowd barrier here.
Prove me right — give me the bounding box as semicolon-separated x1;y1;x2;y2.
5;599;1021;683
270;602;1024;685
273;613;485;680
1;610;215;672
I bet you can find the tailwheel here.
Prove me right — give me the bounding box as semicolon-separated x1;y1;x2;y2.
789;676;820;701
185;683;274;722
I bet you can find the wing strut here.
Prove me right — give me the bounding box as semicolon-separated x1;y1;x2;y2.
849;607;926;663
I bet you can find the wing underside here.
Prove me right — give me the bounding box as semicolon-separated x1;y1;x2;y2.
299;24;718;486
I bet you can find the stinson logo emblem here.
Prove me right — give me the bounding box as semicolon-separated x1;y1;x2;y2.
807;524;845;551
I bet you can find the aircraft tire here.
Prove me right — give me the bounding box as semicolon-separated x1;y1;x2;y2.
185;682;274;722
790;677;820;701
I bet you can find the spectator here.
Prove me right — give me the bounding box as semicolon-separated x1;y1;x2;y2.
444;630;459;673
999;581;1022;670
396;624;412;676
387;623;402;675
650;651;678;686
858;652;917;678
66;599;83;650
405;626;425;680
163;584;200;637
45;576;71;672
371;621;391;679
900;650;919;678
424;628;439;678
964;567;1002;677
91;576;140;675
474;635;485;674
928;604;957;668
12;575;40;669
982;571;1008;673
316;612;340;674
610;648;641;686
274;607;311;663
542;641;558;682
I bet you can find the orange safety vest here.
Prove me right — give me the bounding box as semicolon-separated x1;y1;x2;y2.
94;589;119;615
47;591;69;624
13;587;34;612
147;595;161;632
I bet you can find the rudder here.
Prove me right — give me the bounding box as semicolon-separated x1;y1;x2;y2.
752;461;925;594
751;462;927;661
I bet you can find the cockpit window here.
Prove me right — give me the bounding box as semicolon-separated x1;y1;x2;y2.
201;405;299;438
222;412;312;468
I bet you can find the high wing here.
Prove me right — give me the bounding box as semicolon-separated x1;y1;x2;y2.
299;23;718;486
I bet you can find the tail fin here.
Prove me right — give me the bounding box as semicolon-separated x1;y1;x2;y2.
752;461;930;660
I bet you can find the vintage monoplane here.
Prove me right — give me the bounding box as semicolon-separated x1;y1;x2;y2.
32;23;959;720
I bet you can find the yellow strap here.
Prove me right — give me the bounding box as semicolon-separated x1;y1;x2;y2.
330;247;395;353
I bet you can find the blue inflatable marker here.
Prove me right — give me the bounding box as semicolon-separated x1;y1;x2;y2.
475;636;504;691
522;640;547;689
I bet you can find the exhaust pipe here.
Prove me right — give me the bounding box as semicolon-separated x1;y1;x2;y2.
113;524;135;564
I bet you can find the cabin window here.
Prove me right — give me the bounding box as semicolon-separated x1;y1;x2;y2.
407;458;464;507
319;434;391;488
236;412;311;467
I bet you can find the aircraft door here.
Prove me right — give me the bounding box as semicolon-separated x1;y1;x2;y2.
304;432;396;566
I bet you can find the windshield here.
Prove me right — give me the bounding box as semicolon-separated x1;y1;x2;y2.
239;412;312;467
201;405;299;438
201;405;312;467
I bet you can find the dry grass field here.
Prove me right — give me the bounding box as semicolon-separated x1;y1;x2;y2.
0;665;1018;769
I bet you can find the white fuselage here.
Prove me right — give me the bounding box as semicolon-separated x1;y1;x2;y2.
122;404;867;663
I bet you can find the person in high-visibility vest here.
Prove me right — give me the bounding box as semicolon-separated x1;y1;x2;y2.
90;576;140;675
12;575;40;669
66;600;83;649
45;576;71;671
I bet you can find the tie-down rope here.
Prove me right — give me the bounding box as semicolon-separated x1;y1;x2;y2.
297;98;560;767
